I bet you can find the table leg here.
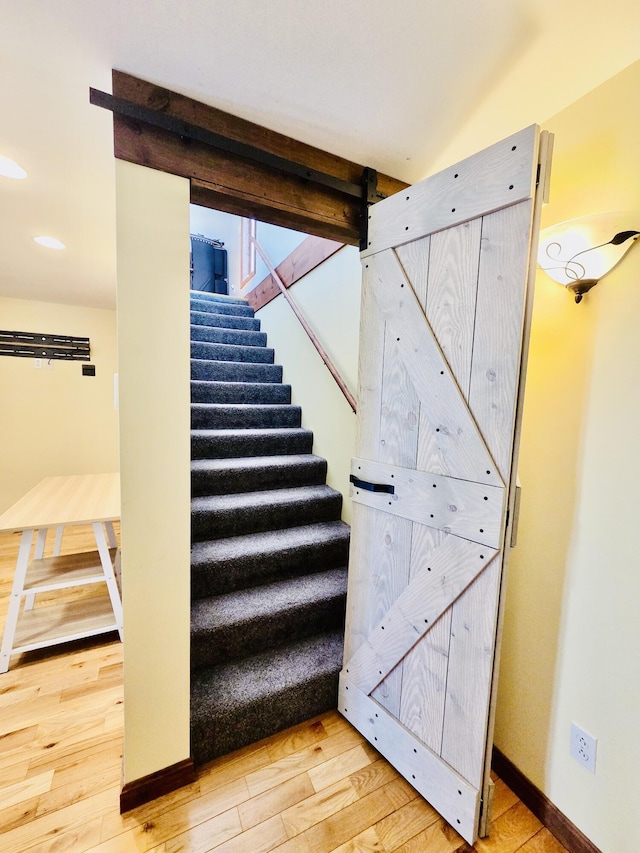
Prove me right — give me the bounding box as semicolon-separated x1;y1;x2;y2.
24;527;47;612
54;525;63;555
0;530;34;673
105;522;117;549
93;522;123;641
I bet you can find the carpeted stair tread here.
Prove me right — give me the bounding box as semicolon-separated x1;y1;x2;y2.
191;402;302;430
191;453;327;496
191;427;313;459
191;484;343;541
191;567;347;670
190;310;260;332
190;341;275;364
191;358;282;384
189;290;249;306
190;380;291;405
190;296;255;317
190;324;268;348
191;520;350;598
190;630;344;764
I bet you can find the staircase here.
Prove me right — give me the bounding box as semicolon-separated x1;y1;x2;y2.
189;290;350;766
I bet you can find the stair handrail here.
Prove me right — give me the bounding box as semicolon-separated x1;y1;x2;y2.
251;236;357;414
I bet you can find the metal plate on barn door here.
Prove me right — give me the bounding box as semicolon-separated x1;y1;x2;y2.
340;126;552;844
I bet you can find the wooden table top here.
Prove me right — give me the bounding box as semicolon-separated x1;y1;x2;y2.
0;474;120;533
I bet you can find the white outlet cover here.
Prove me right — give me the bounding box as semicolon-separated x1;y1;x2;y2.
570;722;597;773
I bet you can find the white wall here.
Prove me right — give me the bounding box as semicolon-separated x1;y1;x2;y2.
116;161;191;784
493;60;640;852
257;246;360;524
0;297;119;513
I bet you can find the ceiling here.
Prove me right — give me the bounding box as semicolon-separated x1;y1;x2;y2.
1;0;639;310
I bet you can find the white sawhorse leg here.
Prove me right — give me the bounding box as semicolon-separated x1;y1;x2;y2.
24;528;47;611
0;529;34;673
93;522;123;641
104;522;121;594
24;525;63;611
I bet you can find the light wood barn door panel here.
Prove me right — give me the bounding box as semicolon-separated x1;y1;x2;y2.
340;126;552;844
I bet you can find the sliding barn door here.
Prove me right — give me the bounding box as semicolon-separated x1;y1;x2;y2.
339;126;552;844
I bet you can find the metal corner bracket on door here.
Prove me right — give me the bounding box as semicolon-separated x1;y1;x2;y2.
89;88;385;248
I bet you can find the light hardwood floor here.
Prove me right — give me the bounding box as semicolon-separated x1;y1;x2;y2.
0;526;567;852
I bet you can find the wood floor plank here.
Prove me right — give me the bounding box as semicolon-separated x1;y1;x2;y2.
374;796;441;851
394;820;470;853
0;795;40;835
100;776;248;848
0;768;53;810
209;812;288;852
0;786;118;853
518;828;568;852
265;716;328;762
490;778;520;822
281;777;360;837
244;742;327;797
24;814;103;852
474;801;543;853
330;826;384;852
237;771;315;831
286;778;416;853
308;744;375;792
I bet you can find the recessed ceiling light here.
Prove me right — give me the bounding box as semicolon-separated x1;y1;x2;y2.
34;236;66;250
0;155;27;179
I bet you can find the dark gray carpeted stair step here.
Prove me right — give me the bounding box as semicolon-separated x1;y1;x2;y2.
190;324;267;348
191;427;313;459
189;290;248;306
191;403;301;430
191;359;282;384
190;380;291;405
190;630;344;764
191;454;327;497
191;568;347;671
190;341;275;364
190;310;260;332
191;520;350;598
191;484;343;541
190;297;255;318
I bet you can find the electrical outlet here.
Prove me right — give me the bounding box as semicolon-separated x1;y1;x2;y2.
34;358;42;369
570;722;597;773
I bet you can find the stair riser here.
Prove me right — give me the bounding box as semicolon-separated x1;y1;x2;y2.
190;381;291;405
191;529;350;599
191;494;343;541
190;325;267;348
190;342;275;364
190;405;301;430
191;459;327;497
191;668;340;765
191;594;346;671
191;360;282;383
189;291;248;307
190;298;254;318
190;311;260;332
191;430;313;459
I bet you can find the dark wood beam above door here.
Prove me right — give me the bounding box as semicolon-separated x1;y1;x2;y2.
110;71;408;244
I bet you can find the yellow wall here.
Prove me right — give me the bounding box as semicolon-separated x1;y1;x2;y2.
256;246;361;524
115;161;191;783
0;297;119;512
494;60;640;851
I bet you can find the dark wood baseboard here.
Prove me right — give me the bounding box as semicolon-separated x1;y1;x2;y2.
492;747;602;853
120;757;196;813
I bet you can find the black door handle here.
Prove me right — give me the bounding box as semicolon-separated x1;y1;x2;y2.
350;475;395;494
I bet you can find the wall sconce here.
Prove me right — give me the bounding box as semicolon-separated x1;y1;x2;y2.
537;212;639;303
